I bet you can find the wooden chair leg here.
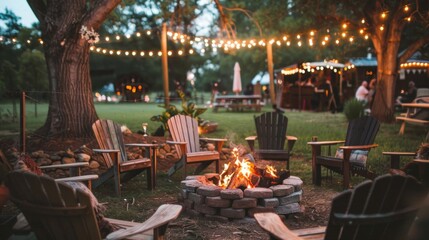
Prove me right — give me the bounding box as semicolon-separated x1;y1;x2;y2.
113;166;121;196
147;168;153;190
315;164;322;186
399;122;406;135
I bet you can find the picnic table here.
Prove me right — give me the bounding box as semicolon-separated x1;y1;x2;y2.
396;102;429;138
213;94;263;112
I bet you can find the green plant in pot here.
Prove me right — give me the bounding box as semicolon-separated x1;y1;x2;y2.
343;98;365;121
151;89;207;136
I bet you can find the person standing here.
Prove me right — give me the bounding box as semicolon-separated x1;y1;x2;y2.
355;81;369;104
368;78;377;108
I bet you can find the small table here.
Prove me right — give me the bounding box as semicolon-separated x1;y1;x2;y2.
213;94;263;112
383;151;416;169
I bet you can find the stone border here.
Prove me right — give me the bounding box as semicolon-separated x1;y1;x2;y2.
179;174;303;221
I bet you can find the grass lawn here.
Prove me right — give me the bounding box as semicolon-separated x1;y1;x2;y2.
1;100;427;187
1;101;428;238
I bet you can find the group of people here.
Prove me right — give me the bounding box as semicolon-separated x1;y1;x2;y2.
355;78;417;108
355;78;377;107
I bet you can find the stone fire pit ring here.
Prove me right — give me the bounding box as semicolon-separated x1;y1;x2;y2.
179;173;304;221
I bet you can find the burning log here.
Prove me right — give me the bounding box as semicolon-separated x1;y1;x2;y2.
218;148;289;189
226;170;261;190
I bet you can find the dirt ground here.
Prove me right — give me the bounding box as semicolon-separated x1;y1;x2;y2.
0;134;337;239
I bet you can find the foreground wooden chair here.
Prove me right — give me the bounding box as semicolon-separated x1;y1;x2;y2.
167;115;226;178
308;116;380;189
92;119;160;196
255;174;429;240
245;111;297;170
6;171;182;240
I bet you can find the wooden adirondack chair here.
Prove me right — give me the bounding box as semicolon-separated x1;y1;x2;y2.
255;174;429;240
92;119;160;196
5;171;182;240
167;115;226;178
308;116;380;189
245;112;297;170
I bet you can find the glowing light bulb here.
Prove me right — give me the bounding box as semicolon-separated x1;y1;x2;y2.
342;23;347;29
381;12;386;18
404;5;409;12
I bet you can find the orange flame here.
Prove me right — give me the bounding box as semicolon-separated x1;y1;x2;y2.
218;148;278;189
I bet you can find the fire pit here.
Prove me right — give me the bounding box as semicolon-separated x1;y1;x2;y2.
179;148;303;221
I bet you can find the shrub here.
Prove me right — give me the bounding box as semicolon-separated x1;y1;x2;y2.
150;89;207;135
343;98;365;121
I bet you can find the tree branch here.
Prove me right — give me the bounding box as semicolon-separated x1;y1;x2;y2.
27;0;47;27
399;34;429;63
84;0;122;30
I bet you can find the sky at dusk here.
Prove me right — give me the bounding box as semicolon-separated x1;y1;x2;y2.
0;1;38;27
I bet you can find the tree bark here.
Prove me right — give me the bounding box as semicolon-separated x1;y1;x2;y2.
28;0;121;137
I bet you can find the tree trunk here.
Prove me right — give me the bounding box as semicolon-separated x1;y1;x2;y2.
37;39;98;137
28;0;122;138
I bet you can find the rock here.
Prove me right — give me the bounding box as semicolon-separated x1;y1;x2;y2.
207;143;215;151
64;149;75;158
279;190;302;205
196;185;222;197
50;155;61;161
31;150;44;158
89;160;100;169
38;158;52;166
220;208;245;219
206;196;231;208
244;187;273;198
220;189;244;199
163;144;171;152
232;198;257;209
76;153;91;162
62;157;76;164
270;184;295;197
283;176;303;191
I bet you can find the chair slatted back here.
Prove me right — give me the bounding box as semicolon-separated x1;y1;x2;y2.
254;112;288;150
6;171;101;240
345;116;380;146
325;174;428;240
92;119;127;168
168;115;200;156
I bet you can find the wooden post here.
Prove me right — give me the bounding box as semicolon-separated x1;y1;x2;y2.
266;43;276;105
20;91;26;153
161;23;170;106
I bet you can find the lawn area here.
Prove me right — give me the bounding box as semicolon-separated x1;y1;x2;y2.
1;100;427;175
1;100;427;188
1;101;428;239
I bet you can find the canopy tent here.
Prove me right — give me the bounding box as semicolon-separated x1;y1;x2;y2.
251;72;270;85
281;61;345;75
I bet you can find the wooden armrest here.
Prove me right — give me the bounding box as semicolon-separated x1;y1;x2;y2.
40;162;89;170
339;144;378;150
307;140;345;146
287;135;298;141
245;136;257;141
166;140;187;145
125;143;161;148
105;204;183;240
254;212;302;240
93;149;120;153
382;151;416;157
200;137;227;142
55;174;99;182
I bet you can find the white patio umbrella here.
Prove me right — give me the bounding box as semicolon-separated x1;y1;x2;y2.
233;62;242;94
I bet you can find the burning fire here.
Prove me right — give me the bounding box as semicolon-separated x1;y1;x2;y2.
218;148;278;189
